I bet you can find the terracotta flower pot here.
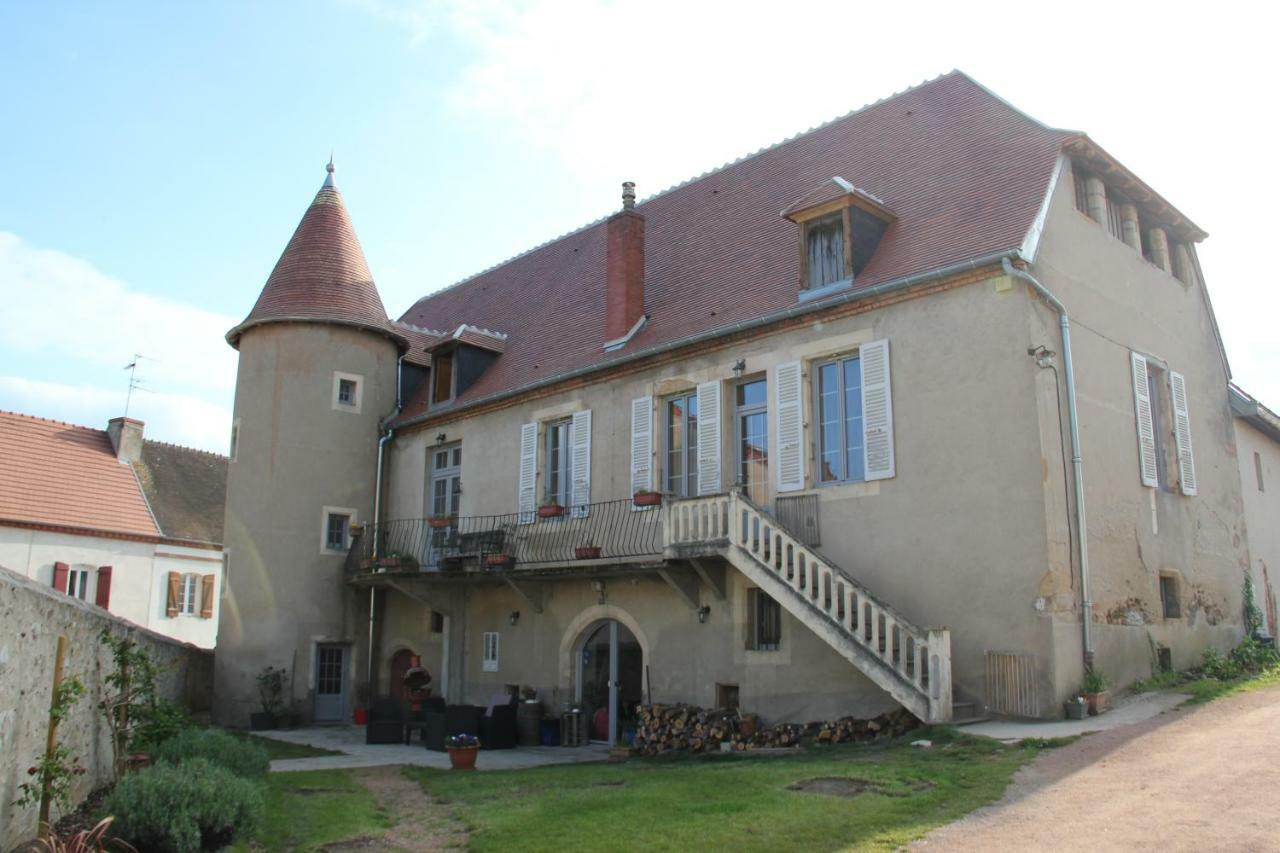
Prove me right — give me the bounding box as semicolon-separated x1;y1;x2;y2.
632;492;662;507
575;546;602;560
485;554;514;569
353;707;369;725
538;504;565;518
448;745;479;770
427;517;454;529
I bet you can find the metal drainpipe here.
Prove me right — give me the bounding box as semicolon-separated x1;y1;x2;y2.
1003;258;1093;668
368;353;406;697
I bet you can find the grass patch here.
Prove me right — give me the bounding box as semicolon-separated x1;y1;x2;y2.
407;727;1060;852
233;769;389;852
1132;664;1280;705
228;731;342;760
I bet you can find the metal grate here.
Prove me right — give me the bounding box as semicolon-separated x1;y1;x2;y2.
985;651;1040;718
775;494;820;546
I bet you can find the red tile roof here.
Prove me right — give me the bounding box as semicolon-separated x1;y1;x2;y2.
394;72;1071;425
228;180;398;348
0;411;160;539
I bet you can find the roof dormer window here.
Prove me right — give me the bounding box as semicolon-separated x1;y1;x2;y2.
783;177;894;303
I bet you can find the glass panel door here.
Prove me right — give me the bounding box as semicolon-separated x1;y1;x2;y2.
426;445;462;568
577;620;642;746
314;644;347;723
735;378;769;505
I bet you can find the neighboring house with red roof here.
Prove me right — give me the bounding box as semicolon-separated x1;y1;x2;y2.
214;72;1252;730
0;411;226;648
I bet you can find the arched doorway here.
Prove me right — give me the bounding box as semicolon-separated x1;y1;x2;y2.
576;620;643;745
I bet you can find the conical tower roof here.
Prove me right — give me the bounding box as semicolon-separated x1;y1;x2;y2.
227;161;401;349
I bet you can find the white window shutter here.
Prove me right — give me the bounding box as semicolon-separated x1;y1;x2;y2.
630;396;653;508
697;380;722;495
861;339;895;481
1169;370;1197;495
570;409;592;517
517;422;538;524
1130;352;1158;488
774;361;805;492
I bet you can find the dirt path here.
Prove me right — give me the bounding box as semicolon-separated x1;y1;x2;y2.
323;766;467;852
916;685;1280;851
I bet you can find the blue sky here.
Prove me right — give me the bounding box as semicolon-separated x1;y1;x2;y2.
2;1;1275;451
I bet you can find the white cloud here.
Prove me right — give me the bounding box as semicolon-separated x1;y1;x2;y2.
0;376;232;454
0;232;238;394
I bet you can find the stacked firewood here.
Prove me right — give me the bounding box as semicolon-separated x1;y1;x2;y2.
633;704;919;756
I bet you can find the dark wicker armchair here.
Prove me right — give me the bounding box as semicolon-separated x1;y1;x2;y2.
365;697;406;745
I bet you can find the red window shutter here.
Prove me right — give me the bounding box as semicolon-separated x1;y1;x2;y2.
166;571;181;617
52;562;69;593
199;574;215;619
95;566;113;609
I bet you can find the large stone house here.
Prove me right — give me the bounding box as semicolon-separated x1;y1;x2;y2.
0;411;227;648
213;72;1251;733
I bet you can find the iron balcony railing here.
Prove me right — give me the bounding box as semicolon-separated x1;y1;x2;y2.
347;498;665;573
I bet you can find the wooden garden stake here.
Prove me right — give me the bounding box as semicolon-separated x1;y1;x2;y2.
38;635;68;838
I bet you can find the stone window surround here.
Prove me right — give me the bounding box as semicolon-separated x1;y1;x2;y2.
321;506;358;555
332;371;363;414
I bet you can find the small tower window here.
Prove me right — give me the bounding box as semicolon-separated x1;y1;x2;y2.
332;372;363;413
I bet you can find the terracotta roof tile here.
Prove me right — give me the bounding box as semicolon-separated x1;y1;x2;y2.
0;412;160;538
228;182;394;347
395;72;1070;423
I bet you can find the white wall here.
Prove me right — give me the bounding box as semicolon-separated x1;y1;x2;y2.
1236;420;1280;637
0;526;221;649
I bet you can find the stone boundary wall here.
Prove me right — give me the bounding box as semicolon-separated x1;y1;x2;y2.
0;565;214;850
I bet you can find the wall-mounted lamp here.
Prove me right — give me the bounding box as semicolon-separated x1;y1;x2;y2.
592;580;607;606
697;605;711;624
435;433;448;445
509;610;520;626
732;359;747;377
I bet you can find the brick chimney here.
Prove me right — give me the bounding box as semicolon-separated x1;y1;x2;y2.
107;417;145;464
605;181;645;343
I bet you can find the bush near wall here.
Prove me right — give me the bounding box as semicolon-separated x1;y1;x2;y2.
105;759;263;852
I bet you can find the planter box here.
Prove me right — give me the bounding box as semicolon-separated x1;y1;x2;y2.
1085;691;1110;716
632;492;662;507
249;712;276;731
376;555;419;571
448;745;479;770
485;554;514;570
427;517;454;529
538;504;565;518
574;546;602;560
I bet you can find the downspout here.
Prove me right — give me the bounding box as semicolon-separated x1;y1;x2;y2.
368;353;406;697
1002;258;1093;668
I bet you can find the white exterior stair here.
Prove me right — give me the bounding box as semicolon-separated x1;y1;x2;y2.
665;492;952;723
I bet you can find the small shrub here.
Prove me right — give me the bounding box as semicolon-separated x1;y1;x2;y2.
1228;637;1280;674
129;700;194;752
1082;669;1107;694
105;759;262;852
151;729;269;779
1201;646;1240;680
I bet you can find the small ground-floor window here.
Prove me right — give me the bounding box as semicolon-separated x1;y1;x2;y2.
1159;575;1181;619
747;588;782;651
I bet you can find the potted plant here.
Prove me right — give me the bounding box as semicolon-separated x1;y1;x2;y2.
353;682;370;725
538;502;565;519
252;666;287;730
376;552;420;571
633;489;663;507
1083;669;1110;716
575;543;602;560
1063;695;1087;720
427;515;454;529
485;553;514;570
446;733;481;769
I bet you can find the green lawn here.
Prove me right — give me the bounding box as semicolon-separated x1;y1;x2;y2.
233;769;390;852
229;732;343;760
1134;664;1280;705
406;728;1060;852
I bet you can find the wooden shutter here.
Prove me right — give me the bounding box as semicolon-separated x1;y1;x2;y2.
860;339;896;481
570;410;592;517
166;571;181;617
517;422;538;524
1131;352;1158;488
200;574;215;619
630;396;654;508
774;361;805;492
95;566;112;609
696;380;722;495
1169;370;1197;495
52;561;69;593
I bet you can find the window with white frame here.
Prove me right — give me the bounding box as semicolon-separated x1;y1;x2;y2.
179;573;198;616
482;631;499;672
815;353;865;484
544;419;572;507
67;568;91;601
332;372;363;413
665;392;699;498
322;508;355;553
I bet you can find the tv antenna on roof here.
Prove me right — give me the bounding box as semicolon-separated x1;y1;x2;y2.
122;354;155;418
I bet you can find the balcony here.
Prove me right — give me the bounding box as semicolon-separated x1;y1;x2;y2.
347;498;666;577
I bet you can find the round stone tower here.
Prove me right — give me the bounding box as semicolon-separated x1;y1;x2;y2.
214;162;406;726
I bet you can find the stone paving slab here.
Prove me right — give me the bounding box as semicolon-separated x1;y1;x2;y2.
256;725;612;772
957;690;1190;742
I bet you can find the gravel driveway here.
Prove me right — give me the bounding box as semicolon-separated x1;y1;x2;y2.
916;684;1280;851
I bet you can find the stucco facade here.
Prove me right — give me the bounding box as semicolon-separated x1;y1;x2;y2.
1234;415;1280;637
